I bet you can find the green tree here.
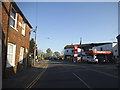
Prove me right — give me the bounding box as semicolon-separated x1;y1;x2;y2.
46;48;52;57
29;38;35;55
54;51;60;58
29;38;38;58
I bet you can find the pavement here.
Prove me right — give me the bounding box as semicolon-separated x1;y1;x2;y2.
2;60;48;89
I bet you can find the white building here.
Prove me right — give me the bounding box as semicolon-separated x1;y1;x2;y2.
64;48;74;59
92;42;118;58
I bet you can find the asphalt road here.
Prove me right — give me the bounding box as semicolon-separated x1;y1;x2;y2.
28;60;120;89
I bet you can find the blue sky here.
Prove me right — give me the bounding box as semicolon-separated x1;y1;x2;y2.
16;2;118;54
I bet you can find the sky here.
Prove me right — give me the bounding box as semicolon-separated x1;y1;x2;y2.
16;2;118;54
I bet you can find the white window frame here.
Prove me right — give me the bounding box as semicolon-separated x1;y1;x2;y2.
19;47;24;64
10;6;18;31
6;43;16;68
21;21;26;36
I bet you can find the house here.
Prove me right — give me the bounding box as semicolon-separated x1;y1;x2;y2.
2;1;32;77
64;42;110;60
91;42;118;63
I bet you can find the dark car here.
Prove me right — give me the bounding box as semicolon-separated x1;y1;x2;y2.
100;59;109;63
45;57;51;60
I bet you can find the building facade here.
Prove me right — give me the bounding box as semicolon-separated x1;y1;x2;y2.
2;2;32;77
64;42;117;63
64;43;107;60
91;42;118;63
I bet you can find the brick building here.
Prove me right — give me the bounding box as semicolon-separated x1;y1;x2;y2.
2;1;32;77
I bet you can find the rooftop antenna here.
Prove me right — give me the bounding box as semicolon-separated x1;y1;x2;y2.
80;37;82;45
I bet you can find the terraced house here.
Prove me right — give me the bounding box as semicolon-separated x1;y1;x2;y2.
2;1;32;77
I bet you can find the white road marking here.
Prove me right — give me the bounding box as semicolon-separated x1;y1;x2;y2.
73;72;91;88
76;65;119;79
84;67;120;79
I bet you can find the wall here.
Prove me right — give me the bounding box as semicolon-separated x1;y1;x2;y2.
92;44;112;51
92;43;118;57
64;48;74;56
2;2;31;76
2;2;11;77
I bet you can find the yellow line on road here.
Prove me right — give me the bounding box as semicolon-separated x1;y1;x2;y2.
24;64;48;90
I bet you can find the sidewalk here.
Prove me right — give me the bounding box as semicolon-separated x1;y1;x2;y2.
2;60;48;88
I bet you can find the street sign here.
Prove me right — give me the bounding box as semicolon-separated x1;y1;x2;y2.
74;45;78;50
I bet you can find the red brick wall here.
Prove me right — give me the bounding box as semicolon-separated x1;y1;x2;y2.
2;2;10;75
2;2;31;75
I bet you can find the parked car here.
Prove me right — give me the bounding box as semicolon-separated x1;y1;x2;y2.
100;59;109;63
83;56;98;64
45;57;51;60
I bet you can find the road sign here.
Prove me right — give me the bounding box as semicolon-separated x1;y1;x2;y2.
74;45;78;50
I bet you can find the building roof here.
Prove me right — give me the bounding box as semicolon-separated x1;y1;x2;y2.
12;2;32;28
64;42;115;49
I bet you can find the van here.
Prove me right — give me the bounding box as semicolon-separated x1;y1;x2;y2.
83;56;98;64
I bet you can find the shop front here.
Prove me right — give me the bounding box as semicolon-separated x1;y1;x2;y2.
85;51;113;63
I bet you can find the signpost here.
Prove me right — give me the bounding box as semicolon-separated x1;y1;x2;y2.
73;45;78;63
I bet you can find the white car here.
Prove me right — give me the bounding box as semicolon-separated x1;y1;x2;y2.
83;56;98;64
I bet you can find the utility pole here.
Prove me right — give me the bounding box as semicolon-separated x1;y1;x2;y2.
33;26;37;66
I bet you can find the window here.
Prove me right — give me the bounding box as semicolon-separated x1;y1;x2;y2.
66;50;68;52
21;21;26;36
10;7;18;29
115;50;117;52
19;47;24;64
6;43;16;67
100;47;103;51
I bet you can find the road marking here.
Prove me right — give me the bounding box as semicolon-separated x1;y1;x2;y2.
24;64;48;90
83;67;120;80
77;65;120;80
73;73;91;89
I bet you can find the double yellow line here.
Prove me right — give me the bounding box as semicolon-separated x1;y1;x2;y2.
24;64;48;90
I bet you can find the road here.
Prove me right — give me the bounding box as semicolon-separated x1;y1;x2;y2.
24;59;120;89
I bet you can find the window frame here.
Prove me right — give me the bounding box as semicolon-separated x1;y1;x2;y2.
19;47;24;64
6;43;16;68
21;21;26;36
10;5;18;31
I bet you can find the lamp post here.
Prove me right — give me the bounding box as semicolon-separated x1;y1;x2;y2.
30;26;38;66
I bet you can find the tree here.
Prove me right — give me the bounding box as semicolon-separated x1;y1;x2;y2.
54;51;60;58
29;38;35;55
29;38;38;58
46;48;52;57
